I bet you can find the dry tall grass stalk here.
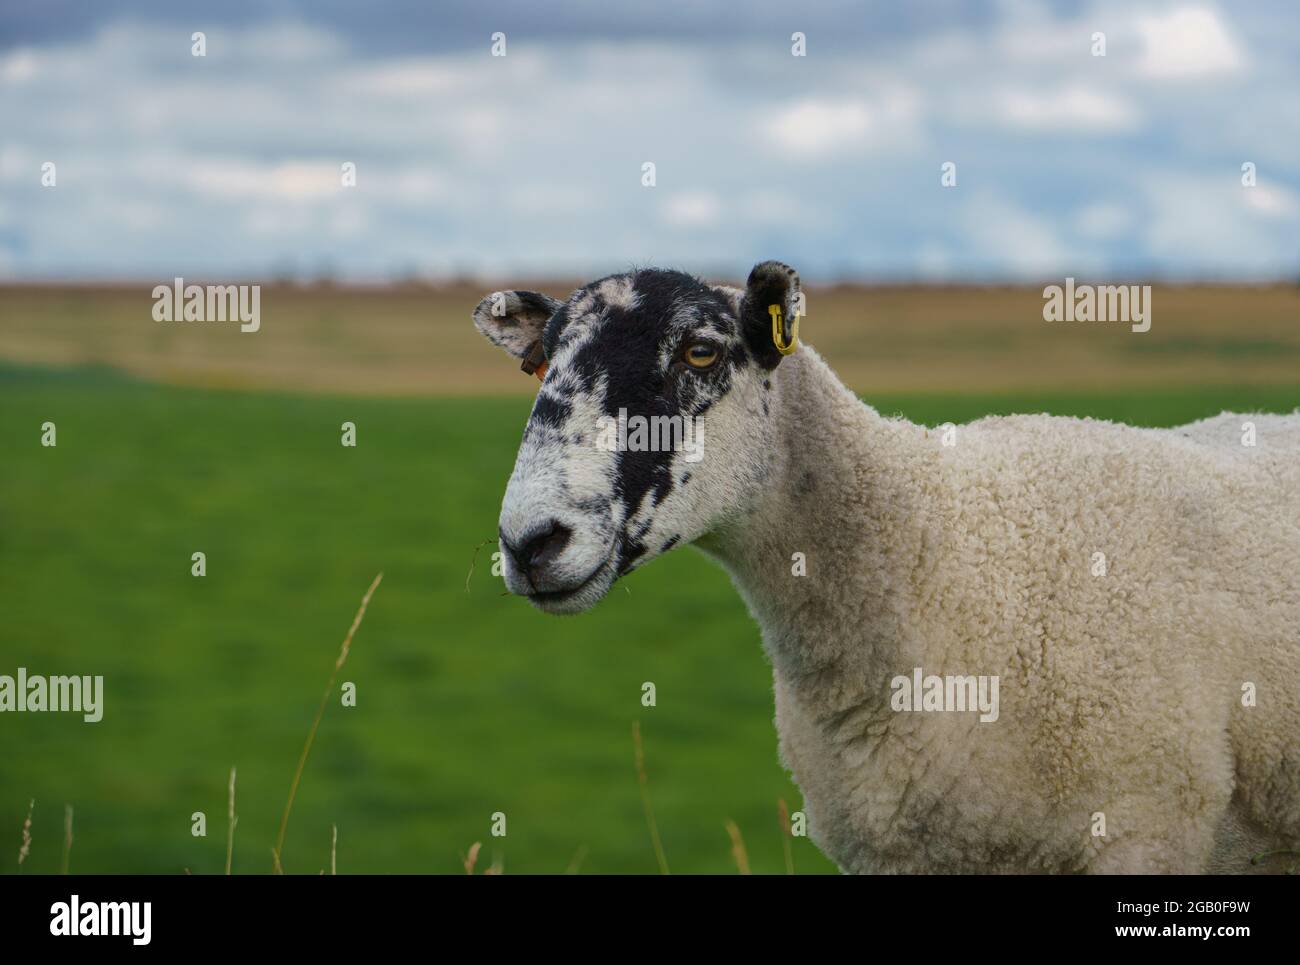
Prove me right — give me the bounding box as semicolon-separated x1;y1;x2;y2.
61;805;73;874
17;798;33;870
632;721;670;875
225;766;237;875
331;824;337;875
463;841;481;874
777;798;795;875
564;845;588;875
724;819;751;875
272;571;383;873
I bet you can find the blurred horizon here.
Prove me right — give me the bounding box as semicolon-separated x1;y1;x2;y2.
4;281;1297;397
1;0;1297;284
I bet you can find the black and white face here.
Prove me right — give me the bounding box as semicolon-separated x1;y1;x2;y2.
473;262;802;614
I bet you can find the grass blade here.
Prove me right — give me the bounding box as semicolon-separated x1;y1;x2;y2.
225;766;237;875
632;721;669;875
564;845;588;875
61;805;72;874
17;798;33;871
463;841;481;875
724;819;751;875
777;798;795;875
273;571;383;873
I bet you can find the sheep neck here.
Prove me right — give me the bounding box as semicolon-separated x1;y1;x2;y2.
696;346;929;710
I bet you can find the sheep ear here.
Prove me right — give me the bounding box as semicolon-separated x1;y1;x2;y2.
739;261;802;369
472;290;562;362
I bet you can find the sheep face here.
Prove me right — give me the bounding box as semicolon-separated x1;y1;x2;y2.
473;262;801;614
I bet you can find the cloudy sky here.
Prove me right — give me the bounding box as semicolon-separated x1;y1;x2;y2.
1;0;1296;281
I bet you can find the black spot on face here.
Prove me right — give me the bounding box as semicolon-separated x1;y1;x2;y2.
617;534;647;574
521;269;763;574
541;270;754;527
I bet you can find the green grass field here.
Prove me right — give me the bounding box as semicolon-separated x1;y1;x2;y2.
4;360;1297;874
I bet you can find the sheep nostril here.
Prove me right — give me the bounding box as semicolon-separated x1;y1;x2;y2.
521;522;572;575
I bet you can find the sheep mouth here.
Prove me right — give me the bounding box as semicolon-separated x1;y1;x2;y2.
525;546;618;615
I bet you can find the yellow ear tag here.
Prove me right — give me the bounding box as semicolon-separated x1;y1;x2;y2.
769;304;799;355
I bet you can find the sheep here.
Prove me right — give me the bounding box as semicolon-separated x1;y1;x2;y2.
472;261;1300;874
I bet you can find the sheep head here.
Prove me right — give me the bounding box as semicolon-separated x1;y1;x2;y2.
472;262;802;614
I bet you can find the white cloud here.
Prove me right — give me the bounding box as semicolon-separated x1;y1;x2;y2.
1135;6;1243;80
760;89;920;159
1241;184;1299;218
182;160;342;202
735;191;806;226
506;184;594;216
662;192;722;228
915;242;953;278
216;22;348;65
996;85;1139;132
346;61;475;96
0;145;34;181
993;19;1095;65
376;169;449;203
1075;202;1134;239
0;48;40;84
960;193;1069;275
763;99;872;158
0;11;1294;282
1140;173;1289;274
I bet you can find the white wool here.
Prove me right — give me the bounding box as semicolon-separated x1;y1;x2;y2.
696;345;1300;873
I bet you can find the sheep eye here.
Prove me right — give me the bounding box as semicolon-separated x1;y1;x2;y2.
683;342;719;369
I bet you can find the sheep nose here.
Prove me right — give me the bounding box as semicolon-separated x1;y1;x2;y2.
503;521;573;583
